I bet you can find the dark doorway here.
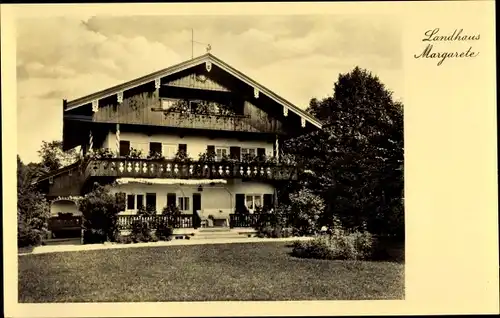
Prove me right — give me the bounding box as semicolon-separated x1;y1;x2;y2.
192;193;202;228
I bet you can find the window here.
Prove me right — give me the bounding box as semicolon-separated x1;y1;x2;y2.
150;142;162;156
146;193;157;211
241;147;257;160
120;140;130;157
245;194;263;211
126;195;135;210
126;194;145;210
162;144;177;159
215;146;229;161
178;197;190;211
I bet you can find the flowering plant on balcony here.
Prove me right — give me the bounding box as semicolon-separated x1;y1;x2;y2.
220;153;239;164
86;148;115;160
197;151;216;164
172;149;193;163
147;151;165;161
126;148;144;159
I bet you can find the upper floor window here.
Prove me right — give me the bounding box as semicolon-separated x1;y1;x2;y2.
215;146;229;161
162;144;177;159
241;147;256;160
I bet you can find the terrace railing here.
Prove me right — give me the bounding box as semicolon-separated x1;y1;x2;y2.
117;214;194;230
229;213;291;228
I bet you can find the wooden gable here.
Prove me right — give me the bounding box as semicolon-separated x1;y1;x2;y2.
62;53;322;145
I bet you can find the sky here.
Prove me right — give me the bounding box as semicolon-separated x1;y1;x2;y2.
16;14;402;163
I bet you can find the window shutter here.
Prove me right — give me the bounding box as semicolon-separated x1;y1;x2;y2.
119;140;130;157
230;146;241;160
257;148;266;160
178;144;187;154
207;145;215;155
167;193;177;207
136;194;144;209
126;194;135;210
149;142;162;155
146;193;157;212
263;194;274;209
235;193;246;213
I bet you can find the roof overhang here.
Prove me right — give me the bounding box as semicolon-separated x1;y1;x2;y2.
64;53;323;129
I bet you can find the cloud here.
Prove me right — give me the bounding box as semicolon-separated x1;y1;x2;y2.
16;14;403;163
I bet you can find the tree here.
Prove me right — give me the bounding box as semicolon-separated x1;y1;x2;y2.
284;67;404;238
37;140;80;173
17;156;50;247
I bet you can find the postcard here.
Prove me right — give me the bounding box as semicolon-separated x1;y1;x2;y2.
2;1;498;317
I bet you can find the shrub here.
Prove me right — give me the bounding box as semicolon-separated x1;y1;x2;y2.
288;188;325;235
116;235;133;244
256;225;295;238
129;218;154;243
17;157;50;248
79;183;122;244
291;228;375;261
156;218;173;241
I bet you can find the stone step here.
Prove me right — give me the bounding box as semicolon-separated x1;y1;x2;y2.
197;227;232;233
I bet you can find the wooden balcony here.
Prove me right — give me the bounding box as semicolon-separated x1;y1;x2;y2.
156;111;261;133
84;158;299;181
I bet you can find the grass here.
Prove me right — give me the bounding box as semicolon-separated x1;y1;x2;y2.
19;241;404;302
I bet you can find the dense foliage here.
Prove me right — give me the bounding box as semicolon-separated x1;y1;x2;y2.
79;183;122;244
284;66;404;238
17;156;50;247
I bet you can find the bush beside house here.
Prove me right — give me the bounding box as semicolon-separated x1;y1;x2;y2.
17;156;50;248
79;183;123;244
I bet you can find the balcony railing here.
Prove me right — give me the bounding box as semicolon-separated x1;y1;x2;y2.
117;214;194;230
84;158;298;181
159;111;261;133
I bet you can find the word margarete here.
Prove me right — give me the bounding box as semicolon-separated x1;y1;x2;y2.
414;28;480;66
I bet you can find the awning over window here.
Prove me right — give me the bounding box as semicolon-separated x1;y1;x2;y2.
115;178;227;185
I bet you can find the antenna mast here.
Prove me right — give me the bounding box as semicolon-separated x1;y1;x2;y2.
191;29;212;59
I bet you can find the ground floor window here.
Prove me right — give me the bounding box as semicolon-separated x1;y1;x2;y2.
178;197;190;211
126;194;144;210
245;194;263;211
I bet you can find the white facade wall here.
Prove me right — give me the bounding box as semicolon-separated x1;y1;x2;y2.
102;131;274;159
109;179;275;219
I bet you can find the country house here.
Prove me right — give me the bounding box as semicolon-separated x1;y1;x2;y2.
35;53;322;236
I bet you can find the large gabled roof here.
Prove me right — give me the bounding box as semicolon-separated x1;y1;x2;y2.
64;53;322;129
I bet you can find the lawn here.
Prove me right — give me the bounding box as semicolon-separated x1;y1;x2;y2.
19;241;404;302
